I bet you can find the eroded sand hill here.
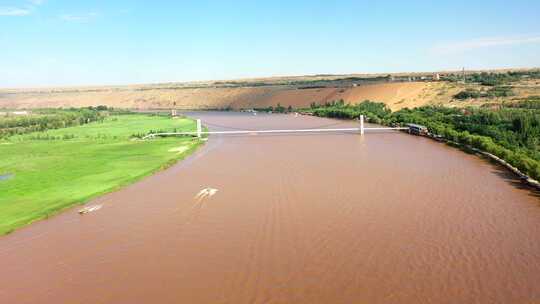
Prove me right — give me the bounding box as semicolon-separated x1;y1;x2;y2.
0;82;453;111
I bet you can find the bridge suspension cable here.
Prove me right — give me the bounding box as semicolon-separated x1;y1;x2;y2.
142;115;409;140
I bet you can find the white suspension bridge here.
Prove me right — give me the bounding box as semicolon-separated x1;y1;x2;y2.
142;115;412;140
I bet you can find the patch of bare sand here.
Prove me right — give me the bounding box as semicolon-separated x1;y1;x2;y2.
0;81;484;111
244;82;453;110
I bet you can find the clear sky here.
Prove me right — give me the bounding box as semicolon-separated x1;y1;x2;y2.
1;0;540;88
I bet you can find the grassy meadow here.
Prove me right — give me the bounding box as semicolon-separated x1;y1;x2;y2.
0;114;203;235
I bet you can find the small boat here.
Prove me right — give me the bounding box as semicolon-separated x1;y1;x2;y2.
195;188;218;200
79;205;102;214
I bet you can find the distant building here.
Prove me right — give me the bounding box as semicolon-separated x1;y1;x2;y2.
434;73;440;81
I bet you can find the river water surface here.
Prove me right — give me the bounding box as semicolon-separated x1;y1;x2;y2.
1;112;539;304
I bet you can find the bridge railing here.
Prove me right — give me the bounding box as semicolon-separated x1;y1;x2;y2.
142;116;409;140
142;128;408;139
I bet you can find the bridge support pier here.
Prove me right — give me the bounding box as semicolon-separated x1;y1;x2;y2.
360;115;365;135
197;119;202;138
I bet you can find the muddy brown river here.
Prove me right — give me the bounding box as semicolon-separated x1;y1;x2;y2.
1;112;539;304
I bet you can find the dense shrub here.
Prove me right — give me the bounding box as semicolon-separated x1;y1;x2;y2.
446;70;540;86
486;86;514;98
310;100;391;121
454;86;514;100
0;108;108;139
454;89;482;99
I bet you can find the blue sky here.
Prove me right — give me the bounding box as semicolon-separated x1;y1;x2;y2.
1;0;540;88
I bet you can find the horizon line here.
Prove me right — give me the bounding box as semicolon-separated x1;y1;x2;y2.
2;66;539;91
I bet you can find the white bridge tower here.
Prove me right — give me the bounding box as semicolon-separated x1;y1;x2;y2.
197;119;202;138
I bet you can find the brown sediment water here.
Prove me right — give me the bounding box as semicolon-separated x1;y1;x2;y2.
1;112;539;304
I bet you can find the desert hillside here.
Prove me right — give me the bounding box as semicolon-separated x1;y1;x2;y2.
0;82;461;111
0;82;415;110
1;69;539;111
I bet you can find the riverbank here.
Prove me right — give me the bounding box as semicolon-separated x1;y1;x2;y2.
0;114;204;235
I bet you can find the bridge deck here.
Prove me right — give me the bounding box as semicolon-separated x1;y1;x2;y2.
142;127;409;139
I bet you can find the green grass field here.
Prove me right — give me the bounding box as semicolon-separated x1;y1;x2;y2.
0;114;203;235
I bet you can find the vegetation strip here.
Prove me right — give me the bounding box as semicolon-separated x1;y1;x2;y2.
0;106;118;139
0;112;204;235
